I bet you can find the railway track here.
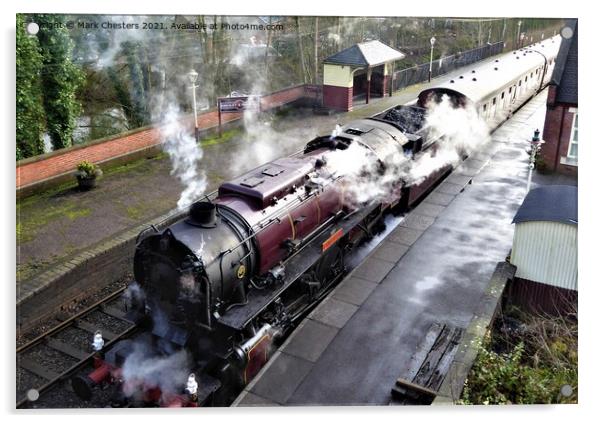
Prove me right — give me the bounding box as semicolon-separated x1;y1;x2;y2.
16;287;137;408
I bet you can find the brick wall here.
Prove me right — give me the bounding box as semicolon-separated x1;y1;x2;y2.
540;86;578;176
323;85;353;111
16;85;312;194
383;75;391;97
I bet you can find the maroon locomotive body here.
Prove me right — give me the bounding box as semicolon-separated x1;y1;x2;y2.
72;98;455;407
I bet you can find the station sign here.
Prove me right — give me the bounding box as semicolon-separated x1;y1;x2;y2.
218;95;261;113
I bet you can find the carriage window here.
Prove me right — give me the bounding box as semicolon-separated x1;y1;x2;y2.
483;104;487;112
493;98;497;105
501;92;505;99
530;73;533;78
519;80;522;86
525;76;528;82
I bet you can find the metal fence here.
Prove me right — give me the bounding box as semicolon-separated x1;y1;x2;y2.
392;41;504;92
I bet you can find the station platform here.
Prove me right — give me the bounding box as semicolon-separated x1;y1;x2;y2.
232;89;576;406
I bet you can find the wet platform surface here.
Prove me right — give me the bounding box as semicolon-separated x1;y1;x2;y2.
233;89;577;407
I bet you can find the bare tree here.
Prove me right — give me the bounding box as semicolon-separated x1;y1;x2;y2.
295;17;308;84
314;16;319;84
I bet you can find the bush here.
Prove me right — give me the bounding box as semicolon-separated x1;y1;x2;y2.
461;310;578;405
76;160;102;179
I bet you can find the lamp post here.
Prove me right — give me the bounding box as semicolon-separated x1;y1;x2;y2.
428;36;436;82
188;69;199;142
516;20;522;49
526;129;545;192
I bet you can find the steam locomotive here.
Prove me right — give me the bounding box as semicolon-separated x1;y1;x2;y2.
72;36;560;407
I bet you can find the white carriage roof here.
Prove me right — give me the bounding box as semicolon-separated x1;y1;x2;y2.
421;35;562;104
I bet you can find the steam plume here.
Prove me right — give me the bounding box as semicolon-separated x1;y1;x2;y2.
319;95;490;208
121;341;191;401
158;102;207;210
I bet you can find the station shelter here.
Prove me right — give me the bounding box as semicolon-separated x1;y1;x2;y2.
507;185;577;316
322;40;404;111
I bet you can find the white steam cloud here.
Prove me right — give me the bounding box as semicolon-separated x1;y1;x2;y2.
124;281;146;310
158;103;207;210
318;141;406;208
121;341;191;401
413;95;490;184
317;95;490;209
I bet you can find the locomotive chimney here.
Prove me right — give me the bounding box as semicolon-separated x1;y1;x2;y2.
188;201;217;227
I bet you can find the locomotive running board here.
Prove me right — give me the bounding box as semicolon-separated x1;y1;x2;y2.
217;205;378;331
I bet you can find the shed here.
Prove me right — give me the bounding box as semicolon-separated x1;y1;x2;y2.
322;40;404;111
507;185;577;315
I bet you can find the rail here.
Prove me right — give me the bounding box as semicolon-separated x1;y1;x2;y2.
16;287;136;408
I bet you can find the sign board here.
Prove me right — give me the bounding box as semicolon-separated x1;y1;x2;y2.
218;95;261;113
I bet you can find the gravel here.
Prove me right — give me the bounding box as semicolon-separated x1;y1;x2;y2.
21;371;119;409
20;344;79;375
52;326;95;354
16;367;47;401
17;277;129;348
81;310;132;335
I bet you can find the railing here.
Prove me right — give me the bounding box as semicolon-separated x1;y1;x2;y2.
392;42;504;92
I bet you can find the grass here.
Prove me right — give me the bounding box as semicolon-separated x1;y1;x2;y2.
125;204;145;220
200;127;243;147
65;208;91;220
17;199;93;246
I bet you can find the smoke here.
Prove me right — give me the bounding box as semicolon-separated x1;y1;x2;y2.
121;283;192;401
317;141;405;208
124;281;146;310
157;101;207;210
410;95;490;184
223;47;317;176
317;95;490;209
121;340;191;401
74;15;208;210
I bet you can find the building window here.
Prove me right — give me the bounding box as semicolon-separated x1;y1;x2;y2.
568;112;578;159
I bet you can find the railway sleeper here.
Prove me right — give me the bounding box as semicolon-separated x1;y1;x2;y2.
18;357;59;381
45;337;89;361
75;320;118;341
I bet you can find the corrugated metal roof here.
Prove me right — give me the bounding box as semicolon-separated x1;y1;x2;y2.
512;185;577;225
323;40;404;67
551;19;578;105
